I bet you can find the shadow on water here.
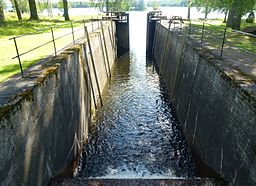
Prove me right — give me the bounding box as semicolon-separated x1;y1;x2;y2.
76;12;197;179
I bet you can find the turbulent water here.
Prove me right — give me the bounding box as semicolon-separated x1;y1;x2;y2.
77;12;196;179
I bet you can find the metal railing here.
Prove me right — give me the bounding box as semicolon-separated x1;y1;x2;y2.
9;19;102;78
160;18;256;59
185;20;256;58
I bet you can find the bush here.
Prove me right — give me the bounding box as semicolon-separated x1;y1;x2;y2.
246;12;255;23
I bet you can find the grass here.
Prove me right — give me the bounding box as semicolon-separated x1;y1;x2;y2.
186;19;256;54
0;59;39;82
0;12;101;83
0;12;99;38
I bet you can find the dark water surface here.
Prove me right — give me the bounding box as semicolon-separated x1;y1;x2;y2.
77;12;196;179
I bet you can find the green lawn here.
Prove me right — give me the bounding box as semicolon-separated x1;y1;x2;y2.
186;19;256;54
0;12;101;83
0;12;100;37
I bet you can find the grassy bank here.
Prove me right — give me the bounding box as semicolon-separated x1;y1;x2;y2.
0;12;100;83
187;19;256;54
0;12;98;37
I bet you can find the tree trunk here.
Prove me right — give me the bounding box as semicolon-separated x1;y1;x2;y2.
0;4;5;26
223;10;228;23
63;0;70;21
187;6;191;19
14;0;22;21
204;5;208;19
28;0;39;20
187;0;191;20
106;0;109;13
226;5;242;30
47;0;53;17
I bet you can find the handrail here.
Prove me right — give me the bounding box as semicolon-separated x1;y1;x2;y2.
9;19;102;78
183;19;256;58
12;40;53;59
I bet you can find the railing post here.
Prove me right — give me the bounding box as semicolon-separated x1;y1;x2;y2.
220;28;227;58
83;20;86;37
13;38;24;78
189;21;192;35
50;27;57;56
71;22;75;44
91;21;94;31
100;20;111;78
168;20;171;30
201;22;205;44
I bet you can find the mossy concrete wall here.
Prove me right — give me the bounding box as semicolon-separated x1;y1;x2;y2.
0;21;116;186
153;22;256;185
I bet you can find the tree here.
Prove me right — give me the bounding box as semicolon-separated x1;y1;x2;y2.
106;0;109;12
109;0;135;11
90;0;135;12
63;0;70;21
187;0;191;19
47;0;53;17
133;0;146;10
203;0;255;29
191;0;211;19
13;0;22;20
28;0;39;20
246;11;255;23
152;1;159;10
223;10;228;23
0;0;5;26
37;0;53;17
20;0;29;12
191;0;256;30
226;0;255;30
90;1;104;11
10;0;29;20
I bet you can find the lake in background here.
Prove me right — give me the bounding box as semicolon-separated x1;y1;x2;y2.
44;7;226;19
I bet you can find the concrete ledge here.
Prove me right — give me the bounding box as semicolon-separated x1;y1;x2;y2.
49;178;219;186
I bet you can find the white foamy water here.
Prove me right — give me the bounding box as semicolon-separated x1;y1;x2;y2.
94;164;179;179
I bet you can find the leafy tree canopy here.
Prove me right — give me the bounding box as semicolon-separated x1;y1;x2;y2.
10;0;29;13
191;0;256;15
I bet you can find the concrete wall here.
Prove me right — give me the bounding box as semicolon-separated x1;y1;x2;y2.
84;21;117;110
153;22;256;185
0;21;116;186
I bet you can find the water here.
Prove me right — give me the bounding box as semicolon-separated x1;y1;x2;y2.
77;12;196;179
43;7;226;19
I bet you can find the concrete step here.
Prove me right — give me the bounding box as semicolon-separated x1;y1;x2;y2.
49;178;220;186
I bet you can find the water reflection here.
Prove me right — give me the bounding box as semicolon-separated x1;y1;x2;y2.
77;12;196;179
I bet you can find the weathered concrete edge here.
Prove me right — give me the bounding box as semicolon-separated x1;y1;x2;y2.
0;50;73;123
49;178;219;186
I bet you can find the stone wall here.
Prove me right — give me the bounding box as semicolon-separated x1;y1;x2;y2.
0;21;116;186
153;22;256;185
